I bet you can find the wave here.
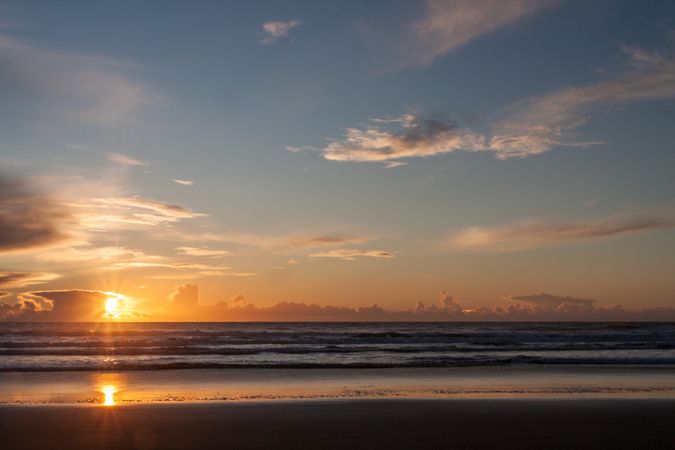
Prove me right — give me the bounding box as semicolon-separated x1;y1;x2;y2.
2;355;675;372
1;322;673;372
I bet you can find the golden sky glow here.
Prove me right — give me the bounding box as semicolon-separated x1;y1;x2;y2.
0;1;674;321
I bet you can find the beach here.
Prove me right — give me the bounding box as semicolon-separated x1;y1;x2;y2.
2;399;674;449
1;323;674;448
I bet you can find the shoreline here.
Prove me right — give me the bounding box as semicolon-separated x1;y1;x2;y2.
2;365;674;405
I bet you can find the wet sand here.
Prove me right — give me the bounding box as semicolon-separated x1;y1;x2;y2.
1;399;674;449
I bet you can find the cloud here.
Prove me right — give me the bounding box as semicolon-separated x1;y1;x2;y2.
450;213;675;251
169;283;199;308
0;289;114;321
111;261;231;271
0;175;73;255
309;249;395;261
210;232;367;251
33;245;157;265
488;47;675;158
0;34;158;124
155;288;675;322
510;293;596;312
301;47;675;165
74;196;206;229
173;179;194;186
0;272;61;289
176;247;230;257
108;153;149;166
111;260;256;278
3;287;674;322
318;114;485;165
260;20;301;44
400;0;556;67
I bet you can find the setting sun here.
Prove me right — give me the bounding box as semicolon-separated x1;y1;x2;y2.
103;293;127;320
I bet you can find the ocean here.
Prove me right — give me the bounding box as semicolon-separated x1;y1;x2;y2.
1;322;674;372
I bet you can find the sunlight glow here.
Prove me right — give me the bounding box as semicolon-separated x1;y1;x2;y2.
101;385;116;406
102;292;128;320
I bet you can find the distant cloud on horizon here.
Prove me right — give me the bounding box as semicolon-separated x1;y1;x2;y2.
4;288;674;322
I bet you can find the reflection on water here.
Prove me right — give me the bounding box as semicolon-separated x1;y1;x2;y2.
101;385;116;406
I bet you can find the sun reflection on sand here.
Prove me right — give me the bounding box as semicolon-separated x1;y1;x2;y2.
101;385;117;406
96;373;126;406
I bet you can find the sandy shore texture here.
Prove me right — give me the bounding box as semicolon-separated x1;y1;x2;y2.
1;399;674;449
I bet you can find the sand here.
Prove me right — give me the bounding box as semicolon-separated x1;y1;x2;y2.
1;399;674;449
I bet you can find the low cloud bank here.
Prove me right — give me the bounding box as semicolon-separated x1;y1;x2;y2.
156;286;675;322
3;287;673;322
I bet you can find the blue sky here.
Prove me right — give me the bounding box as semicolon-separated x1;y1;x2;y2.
1;0;674;320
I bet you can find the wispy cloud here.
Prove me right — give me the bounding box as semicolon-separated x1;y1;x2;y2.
176;247;230;257
111;261;231;271
0;272;61;289
73;196;206;229
208;232;367;251
173;179;194;186
400;0;556;67
0;34;159;123
309;249;395;261
301;47;675;165
108;153;149;166
260;20;301;44
450;213;675;251
111;261;256;278
488;47;675;158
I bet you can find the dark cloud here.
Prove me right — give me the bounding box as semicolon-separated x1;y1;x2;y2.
1;290;111;321
0;175;72;254
0;292;51;320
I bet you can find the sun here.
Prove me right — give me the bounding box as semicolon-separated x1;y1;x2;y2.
103;293;127;320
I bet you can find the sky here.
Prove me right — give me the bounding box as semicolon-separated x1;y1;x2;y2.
1;0;674;321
